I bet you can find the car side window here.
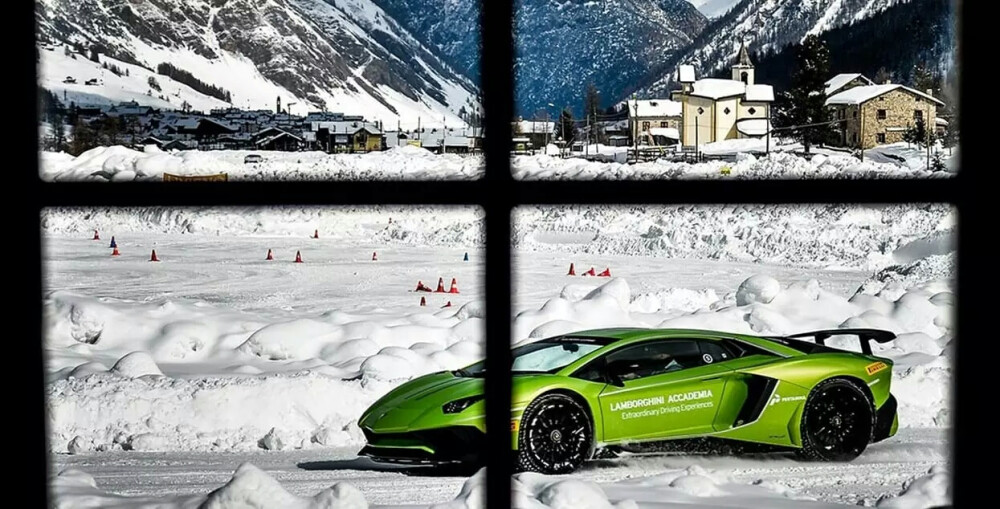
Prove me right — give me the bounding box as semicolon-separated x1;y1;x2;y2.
604;340;702;381
698;340;735;364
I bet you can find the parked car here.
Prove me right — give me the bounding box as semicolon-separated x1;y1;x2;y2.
243;154;263;164
62;76;77;84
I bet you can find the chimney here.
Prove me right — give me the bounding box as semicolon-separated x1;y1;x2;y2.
925;89;934;97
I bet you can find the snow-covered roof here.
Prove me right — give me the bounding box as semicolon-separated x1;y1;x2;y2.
648;127;680;139
689;78;748;100
632;99;681;118
935;117;949;126
677;65;696;83
825;84;945;106
736;118;771;136
744;84;774;102
515;120;555;134
824;73;874;96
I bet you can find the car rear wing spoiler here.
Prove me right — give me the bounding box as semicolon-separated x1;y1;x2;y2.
784;328;896;355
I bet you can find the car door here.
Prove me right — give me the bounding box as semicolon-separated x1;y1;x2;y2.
597;339;733;443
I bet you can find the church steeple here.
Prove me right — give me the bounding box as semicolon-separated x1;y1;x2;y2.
732;39;755;85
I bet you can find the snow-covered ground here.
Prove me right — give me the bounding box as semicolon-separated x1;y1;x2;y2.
45;204;954;508
39;139;956;181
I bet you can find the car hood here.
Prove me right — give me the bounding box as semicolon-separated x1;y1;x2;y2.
359;371;484;432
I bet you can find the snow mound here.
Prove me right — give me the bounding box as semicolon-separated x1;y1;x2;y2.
736;275;781;305
515;278;639;341
110;351;163;378
877;466;951;508
512;473;631;509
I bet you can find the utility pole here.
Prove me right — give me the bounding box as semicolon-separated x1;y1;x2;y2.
925;105;931;171
695;115;699;161
765;103;770;155
442;116;447;155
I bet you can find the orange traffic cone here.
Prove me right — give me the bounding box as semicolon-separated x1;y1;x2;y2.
149;249;159;262
434;277;446;293
294;250;303;263
567;263;576;275
442;301;452;308
111;246;120;256
312;229;319;239
582;267;596;276
92;230;100;240
372;251;378;261
420;296;426;306
266;249;274;260
597;267;611;277
448;278;460;294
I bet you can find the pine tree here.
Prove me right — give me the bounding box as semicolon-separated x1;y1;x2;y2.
772;35;832;153
912;61;938;96
874;66;892;85
70;119;99;155
90;47;100;63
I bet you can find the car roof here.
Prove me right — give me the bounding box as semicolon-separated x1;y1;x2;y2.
563;328;742;343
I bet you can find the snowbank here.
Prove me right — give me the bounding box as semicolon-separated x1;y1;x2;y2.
514;204;953;271
876;466;951;508
52;464;855;508
40;145;484;181
512;150;954;180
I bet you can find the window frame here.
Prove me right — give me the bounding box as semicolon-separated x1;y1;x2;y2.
19;1;980;507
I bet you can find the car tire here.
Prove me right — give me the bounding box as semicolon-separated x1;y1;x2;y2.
798;378;874;461
515;393;594;474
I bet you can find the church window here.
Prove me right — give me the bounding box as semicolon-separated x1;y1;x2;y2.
748;107;757;115
724;107;731;115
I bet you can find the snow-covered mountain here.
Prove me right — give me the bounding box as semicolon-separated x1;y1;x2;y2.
516;0;707;115
686;0;741;18
35;0;479;127
638;0;913;97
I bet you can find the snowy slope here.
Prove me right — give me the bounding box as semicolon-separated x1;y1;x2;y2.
36;0;479;126
687;0;742;18
639;0;912;97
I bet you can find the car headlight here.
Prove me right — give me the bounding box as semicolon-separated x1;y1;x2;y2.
442;395;484;414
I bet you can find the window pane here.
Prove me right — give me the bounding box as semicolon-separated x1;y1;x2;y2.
511;203;953;505
45;205;486;506
512;0;957;179
37;1;483;181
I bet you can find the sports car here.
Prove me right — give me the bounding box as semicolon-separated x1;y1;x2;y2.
357;327;899;473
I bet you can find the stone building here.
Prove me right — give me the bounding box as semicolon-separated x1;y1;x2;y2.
825;84;944;149
671;42;774;147
627;99;682;146
824;73;875;96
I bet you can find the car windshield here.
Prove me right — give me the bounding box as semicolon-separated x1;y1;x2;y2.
455;339;606;377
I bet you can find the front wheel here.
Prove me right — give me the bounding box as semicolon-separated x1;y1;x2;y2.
516;393;593;474
798;378;874;461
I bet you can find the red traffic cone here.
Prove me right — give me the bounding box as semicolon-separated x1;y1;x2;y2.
92;230;100;240
434;277;446;293
442;301;452;308
265;249;274;261
597;267;611;277
415;280;430;292
420;296;426;306
149;249;159;262
567;263;576;276
448;278;460;294
372;251;378;261
582;267;596;276
111;246;120;256
294;250;303;263
312;229;319;239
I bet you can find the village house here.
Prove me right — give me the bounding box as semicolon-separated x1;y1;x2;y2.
825;83;944;149
628;98;682;146
825;73;875;97
310;121;383;153
252;127;303;151
513;119;556;148
671;42;774;147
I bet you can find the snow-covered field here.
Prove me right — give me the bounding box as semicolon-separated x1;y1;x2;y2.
39;140;956;181
45;204;954;508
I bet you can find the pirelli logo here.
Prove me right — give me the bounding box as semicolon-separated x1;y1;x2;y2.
866;361;889;375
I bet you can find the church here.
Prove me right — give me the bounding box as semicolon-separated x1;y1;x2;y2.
671;42;774;148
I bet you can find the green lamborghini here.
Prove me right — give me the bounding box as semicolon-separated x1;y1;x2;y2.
358;328;899;474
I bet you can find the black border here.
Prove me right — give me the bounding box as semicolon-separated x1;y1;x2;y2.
22;0;981;506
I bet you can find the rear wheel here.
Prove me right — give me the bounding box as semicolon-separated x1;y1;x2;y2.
516;393;593;474
798;378;873;461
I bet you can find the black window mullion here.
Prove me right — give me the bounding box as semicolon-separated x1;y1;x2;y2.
482;0;516;505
